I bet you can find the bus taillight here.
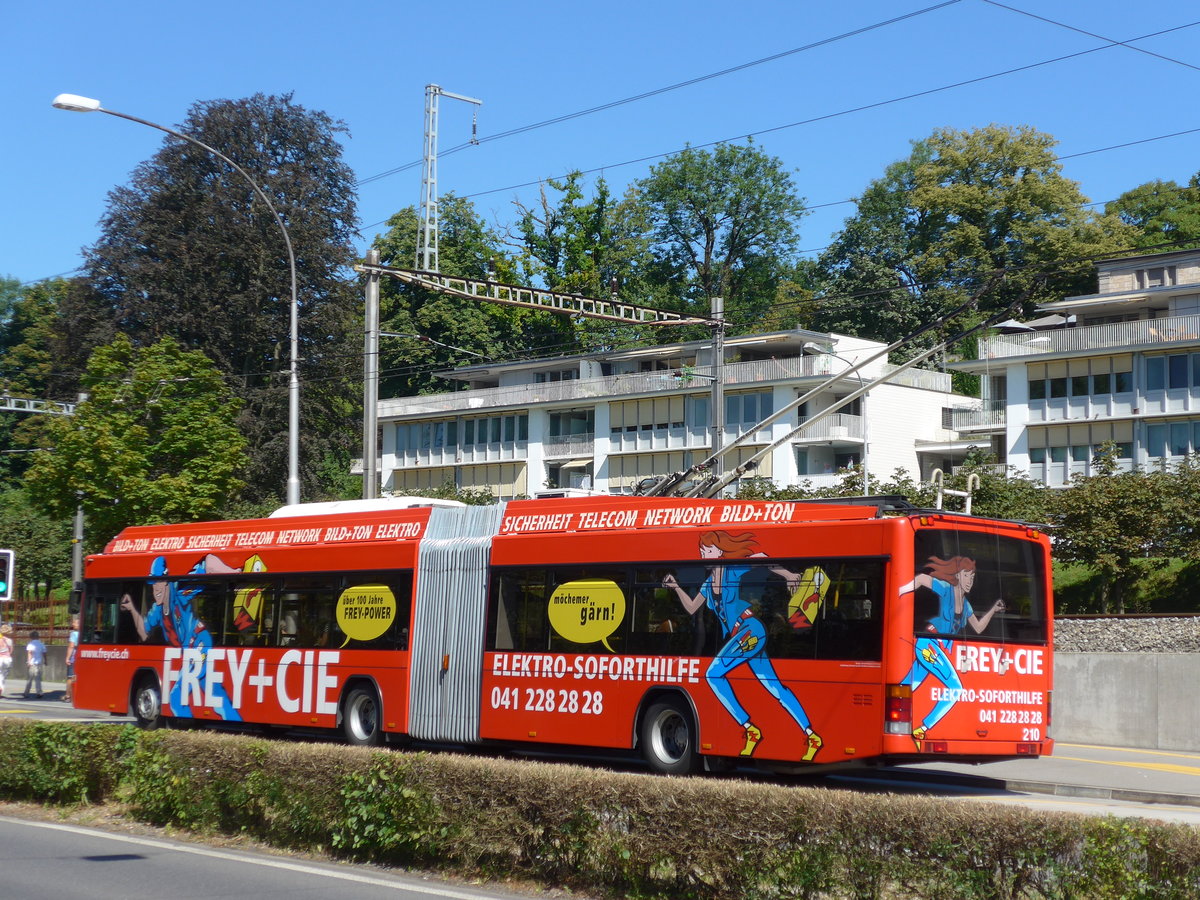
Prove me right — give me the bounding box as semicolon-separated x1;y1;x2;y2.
885;684;912;734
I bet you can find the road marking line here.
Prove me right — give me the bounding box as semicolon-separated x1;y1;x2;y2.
1054;755;1200;777
1060;743;1200;762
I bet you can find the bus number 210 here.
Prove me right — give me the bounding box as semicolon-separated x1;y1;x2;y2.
490;686;604;715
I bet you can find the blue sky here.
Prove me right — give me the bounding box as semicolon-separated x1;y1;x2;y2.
5;0;1200;287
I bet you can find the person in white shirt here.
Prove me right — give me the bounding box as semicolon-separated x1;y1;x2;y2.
24;631;45;698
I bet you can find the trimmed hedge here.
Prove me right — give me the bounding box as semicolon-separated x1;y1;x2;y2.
3;719;1198;898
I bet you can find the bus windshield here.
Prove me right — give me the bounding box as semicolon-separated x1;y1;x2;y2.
912;528;1048;645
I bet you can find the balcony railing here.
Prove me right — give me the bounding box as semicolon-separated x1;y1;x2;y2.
379;356;951;419
543;432;595;458
978;313;1200;361
948;401;1007;431
792;413;864;442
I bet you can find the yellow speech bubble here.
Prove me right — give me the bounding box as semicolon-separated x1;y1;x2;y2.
548;579;626;652
336;584;397;647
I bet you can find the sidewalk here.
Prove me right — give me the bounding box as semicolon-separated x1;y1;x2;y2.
871;743;1200;808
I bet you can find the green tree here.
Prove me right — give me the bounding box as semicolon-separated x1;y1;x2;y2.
0;488;72;601
79;93;359;502
512;173;663;351
1049;445;1188;613
1106;177;1200;252
371;199;571;397
632;142;807;331
25;335;248;549
814;125;1136;345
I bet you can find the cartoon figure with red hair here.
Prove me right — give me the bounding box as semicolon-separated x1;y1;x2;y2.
901;555;1005;748
662;530;822;761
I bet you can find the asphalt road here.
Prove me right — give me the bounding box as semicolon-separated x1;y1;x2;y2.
0;815;556;900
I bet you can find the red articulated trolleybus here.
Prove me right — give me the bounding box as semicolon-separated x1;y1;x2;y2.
76;495;1053;774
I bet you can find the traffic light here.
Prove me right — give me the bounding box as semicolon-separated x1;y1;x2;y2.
0;549;12;603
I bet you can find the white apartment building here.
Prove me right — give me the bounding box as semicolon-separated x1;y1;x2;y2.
951;248;1200;486
376;327;978;499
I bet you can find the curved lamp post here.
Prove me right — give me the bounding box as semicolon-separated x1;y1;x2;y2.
52;93;301;506
803;342;869;496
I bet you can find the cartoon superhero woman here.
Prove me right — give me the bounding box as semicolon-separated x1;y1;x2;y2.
900;555;1005;748
661;530;822;761
120;554;243;721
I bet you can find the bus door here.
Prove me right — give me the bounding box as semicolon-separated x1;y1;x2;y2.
408;504;506;743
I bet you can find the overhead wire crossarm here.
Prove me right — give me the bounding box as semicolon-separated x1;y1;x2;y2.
355;263;717;327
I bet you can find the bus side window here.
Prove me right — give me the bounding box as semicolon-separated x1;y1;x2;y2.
629;568;699;656
488;569;548;652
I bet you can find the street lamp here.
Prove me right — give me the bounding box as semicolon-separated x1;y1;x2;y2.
52;93;302;506
803;342;869;496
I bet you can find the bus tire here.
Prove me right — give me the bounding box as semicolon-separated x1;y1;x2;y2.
342;686;383;747
640;698;700;775
132;675;164;731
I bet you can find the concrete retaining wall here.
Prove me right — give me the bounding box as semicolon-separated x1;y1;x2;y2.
1054;653;1200;751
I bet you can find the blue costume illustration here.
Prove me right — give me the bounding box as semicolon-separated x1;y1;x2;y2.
141;556;242;722
702;565;813;738
664;532;822;762
906;577;970;733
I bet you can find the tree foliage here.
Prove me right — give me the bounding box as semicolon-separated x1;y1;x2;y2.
370;198;572;396
632;142;807;332
1106;177;1200;252
1049;445;1200;613
0;488;73;600
79;93;360;502
25;335;248;549
812;125;1136;347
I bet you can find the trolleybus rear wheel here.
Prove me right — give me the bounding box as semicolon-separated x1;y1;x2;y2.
640;698;700;775
343;686;383;747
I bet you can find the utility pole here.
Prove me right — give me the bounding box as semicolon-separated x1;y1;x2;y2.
709;296;725;482
417;84;481;273
362;249;381;499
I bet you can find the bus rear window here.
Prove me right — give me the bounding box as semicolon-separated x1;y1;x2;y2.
912;529;1048;644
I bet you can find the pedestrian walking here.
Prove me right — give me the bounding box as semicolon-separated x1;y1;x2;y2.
0;624;12;697
64;617;79;702
24;630;45;698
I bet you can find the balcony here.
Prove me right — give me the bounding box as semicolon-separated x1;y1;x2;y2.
948;401;1007;432
379;356;951;419
977;313;1200;362
792;413;864;442
543;432;595;459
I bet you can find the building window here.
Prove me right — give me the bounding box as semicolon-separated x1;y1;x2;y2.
1029;447;1046;464
1114;370;1133;393
1169;355;1190;389
1137;266;1176;289
1048;378;1067;399
1070;375;1089;397
1093;372;1111;395
1146;358;1165;391
1028;378;1046;401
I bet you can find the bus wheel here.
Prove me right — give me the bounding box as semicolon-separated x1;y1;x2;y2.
342;686;383;747
640;698;699;776
132;676;164;731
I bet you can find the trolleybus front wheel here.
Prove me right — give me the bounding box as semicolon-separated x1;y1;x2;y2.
342;686;383;747
640;698;700;775
132;675;164;731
